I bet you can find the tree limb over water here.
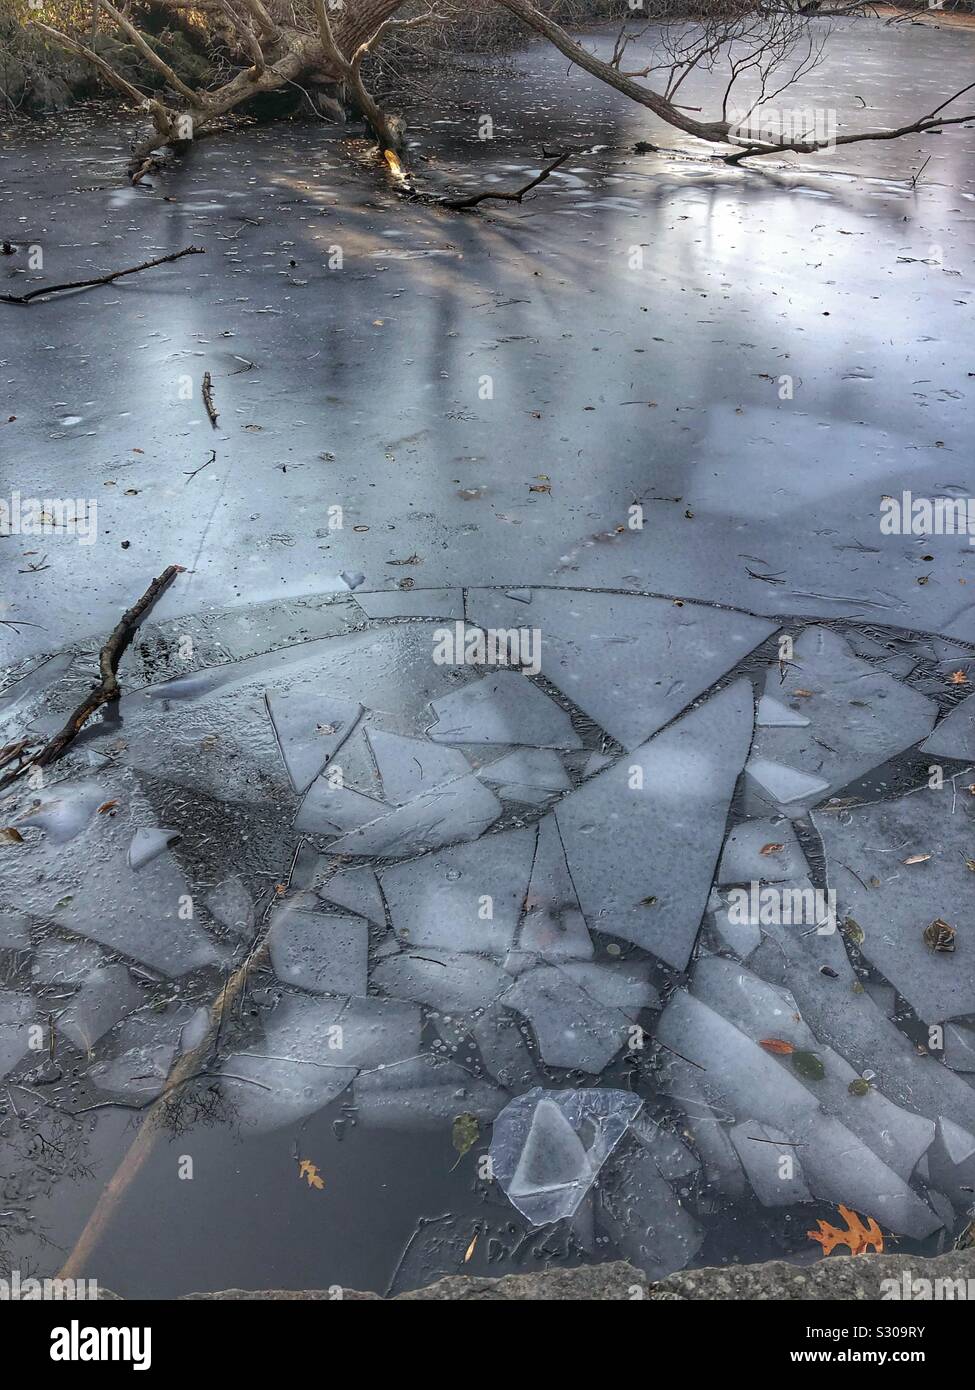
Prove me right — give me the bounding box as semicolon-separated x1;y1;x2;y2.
30;1;975;178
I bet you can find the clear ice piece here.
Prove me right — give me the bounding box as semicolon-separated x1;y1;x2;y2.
489;1087;642;1225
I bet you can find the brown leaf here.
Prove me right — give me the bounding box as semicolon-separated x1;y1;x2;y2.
923;918;956;953
949;670;969;686
759;842;784;856
529;483;551;494
902;853;931;865
808;1205;884;1257
463;1233;478;1263
97;800;120;815
759;1038;795;1055
1;826;25;844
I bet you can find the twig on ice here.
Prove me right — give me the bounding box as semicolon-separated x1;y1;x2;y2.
201;372;219;429
0;565;184;791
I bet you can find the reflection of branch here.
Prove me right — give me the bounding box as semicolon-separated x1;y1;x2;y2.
0;246;204;305
441;150;574;209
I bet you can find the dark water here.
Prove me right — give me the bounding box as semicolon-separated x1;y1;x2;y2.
1;18;974;1297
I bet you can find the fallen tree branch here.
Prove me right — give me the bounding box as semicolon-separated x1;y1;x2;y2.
0;565;184;791
724;81;975;160
440;150;575;209
0;246;205;305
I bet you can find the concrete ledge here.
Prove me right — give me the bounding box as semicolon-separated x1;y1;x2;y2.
168;1246;975;1300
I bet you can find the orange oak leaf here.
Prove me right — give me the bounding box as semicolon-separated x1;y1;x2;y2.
298;1158;325;1191
807;1205;884;1257
759;1038;795;1055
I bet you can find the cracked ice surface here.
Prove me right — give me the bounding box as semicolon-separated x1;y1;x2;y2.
468;589;775;750
814;785;975;1025
657;960;942;1238
2;586;973;1278
746;627;939;816
2;771;223;976
920;693;975;763
266;690;361;793
267;905;369;996
379;826;536;955
222;994;422;1132
556;679;755;969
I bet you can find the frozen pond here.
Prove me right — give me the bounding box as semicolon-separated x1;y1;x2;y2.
1;16;974;1295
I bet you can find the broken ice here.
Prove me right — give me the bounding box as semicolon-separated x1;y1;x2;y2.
556;679;755;969
489;1088;642;1225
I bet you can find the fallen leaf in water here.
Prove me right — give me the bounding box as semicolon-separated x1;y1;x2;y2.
452;1112;479;1159
791;1050;826;1081
464;1233;478;1263
97;800;120;815
924;918;956;952
949;670;969;685
760;842;784;856
529;483;552;494
298;1159;325;1190
759;1038;795;1055
848;1078;871;1097
0;827;25;844
808;1205;884;1257
903;853;931;865
792;688;815;698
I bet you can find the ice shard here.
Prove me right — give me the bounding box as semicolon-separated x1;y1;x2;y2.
428;671;582;749
489;1087;642;1224
266;690;361;793
814;785;975;1024
556;679;755;969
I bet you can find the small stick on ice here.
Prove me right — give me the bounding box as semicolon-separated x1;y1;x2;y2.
201;371;219;429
